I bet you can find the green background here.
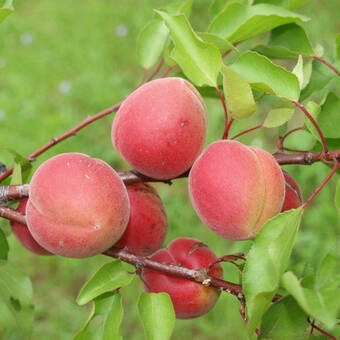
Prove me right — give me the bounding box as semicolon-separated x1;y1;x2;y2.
0;0;339;339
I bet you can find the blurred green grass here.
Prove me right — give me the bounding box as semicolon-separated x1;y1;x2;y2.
0;0;339;339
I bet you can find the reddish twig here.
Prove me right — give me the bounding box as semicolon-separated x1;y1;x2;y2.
139;68;149;86
0;206;26;225
307;318;337;340
215;86;229;128
303;157;339;209
231;123;263;140
223;117;234;139
277;126;304;152
160;66;175;78
292;101;328;154
146;59;164;82
0;103;121;184
0;184;29;203
312;55;340;76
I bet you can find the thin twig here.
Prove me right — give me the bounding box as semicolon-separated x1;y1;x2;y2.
223;117;234;139
146;59;164;82
292;101;328;154
0;103;121;183
231;123;263;140
303;158;339;209
312;55;340;76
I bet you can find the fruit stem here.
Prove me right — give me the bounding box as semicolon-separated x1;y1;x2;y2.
215;86;229;128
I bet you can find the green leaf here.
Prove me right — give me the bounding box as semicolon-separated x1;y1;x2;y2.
208;2;309;43
284;129;316;150
0;260;34;335
317;92;340;139
335;178;340;215
300;60;335;101
163;0;193;17
292;55;304;89
0;0;13;24
156;11;222;87
209;0;228;21
230;51;300;100
222;64;256;120
254;23;313;59
7;149;32;183
0;229;9;260
10;163;22;185
75;292;123;340
260;296;309;340
76;261;135;306
242;208;303;335
336;33;340;63
304;101;321;142
136;20;169;69
263;107;294;128
138;292;175;340
254;0;310;10
197;32;235;52
281;271;340;328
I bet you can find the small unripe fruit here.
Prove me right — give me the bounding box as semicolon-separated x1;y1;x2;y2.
114;183;167;256
189;140;285;240
26;153;130;258
10;198;51;255
142;237;223;319
281;171;303;212
112;77;207;180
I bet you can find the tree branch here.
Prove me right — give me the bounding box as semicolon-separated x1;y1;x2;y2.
0;103;121;184
1;150;340;202
0;206;26;225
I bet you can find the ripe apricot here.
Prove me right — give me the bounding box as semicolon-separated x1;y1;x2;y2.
112;77;207;180
26;153;130;258
114;183;167;256
189;140;285;240
142;238;223;319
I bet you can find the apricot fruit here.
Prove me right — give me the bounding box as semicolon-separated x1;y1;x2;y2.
112;77;207;180
114;183;167;256
10;198;51;255
26;153;130;258
141;237;223;319
281;171;303;212
188;140;285;240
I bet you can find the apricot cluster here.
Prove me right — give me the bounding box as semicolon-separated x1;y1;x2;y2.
12;77;304;320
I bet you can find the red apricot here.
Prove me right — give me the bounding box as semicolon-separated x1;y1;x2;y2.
10;198;51;255
281;171;303;212
188;140;285;240
114;183;167;256
142;237;223;319
26;153;130;258
112;77;207;180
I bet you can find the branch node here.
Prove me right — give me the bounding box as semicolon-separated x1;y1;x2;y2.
305;153;314;165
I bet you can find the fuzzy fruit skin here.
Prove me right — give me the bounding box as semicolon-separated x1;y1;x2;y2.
114;183;167;256
188;140;285;240
281;171;303;212
142;238;223;319
26;153;130;258
10;198;51;255
250;147;285;234
112;77;207;180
